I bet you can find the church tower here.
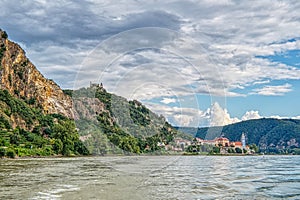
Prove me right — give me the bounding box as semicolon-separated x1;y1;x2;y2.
241;133;246;149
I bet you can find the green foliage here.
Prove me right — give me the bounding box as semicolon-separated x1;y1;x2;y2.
17;70;24;80
52;120;80;155
53;139;63;154
0;43;6;61
0;147;6;157
235;147;242;153
6;148;16;158
291;148;300;155
28;97;36;105
227;148;235;153
179;118;300;154
94;87;112;111
0;89;90;157
0;89;35;126
249;144;259;153
74;86;178;155
63;89;73;97
0;115;11;129
74;140;89;155
212;146;220;154
129;100;150;126
1;31;8;39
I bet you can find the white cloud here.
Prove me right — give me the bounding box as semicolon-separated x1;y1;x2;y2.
1;0;300;120
146;103;207;127
242;110;261;121
251;83;292;96
2;0;300;97
146;101;241;127
206;102;240;126
269;115;300;120
145;101;298;127
161;97;177;104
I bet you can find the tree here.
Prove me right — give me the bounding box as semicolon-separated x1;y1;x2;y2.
0;148;6;157
53;139;63;154
235;147;242;153
212;146;220;154
249;144;259;153
6;148;16;158
1;31;8;39
52;121;79;155
228;148;235;153
74;141;89;155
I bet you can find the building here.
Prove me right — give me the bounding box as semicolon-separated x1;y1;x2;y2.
231;141;242;148
215;137;230;147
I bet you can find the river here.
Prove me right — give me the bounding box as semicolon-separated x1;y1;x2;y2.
0;155;299;199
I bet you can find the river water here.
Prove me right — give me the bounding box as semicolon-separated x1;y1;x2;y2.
0;155;299;200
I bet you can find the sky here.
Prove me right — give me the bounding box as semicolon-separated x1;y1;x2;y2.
1;0;300;127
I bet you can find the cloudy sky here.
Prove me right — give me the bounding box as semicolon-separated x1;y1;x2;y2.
1;0;300;127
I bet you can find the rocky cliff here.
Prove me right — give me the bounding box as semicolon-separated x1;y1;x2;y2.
0;28;178;155
0;29;74;119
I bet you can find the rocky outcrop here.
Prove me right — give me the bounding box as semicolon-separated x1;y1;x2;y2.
0;29;75;118
73;97;105;120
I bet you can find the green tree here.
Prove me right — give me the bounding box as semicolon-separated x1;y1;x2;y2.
1;30;8;39
0;147;6;157
249;144;259;153
6;148;16;158
212;146;220;154
52;121;78;155
235;147;242;153
228;148;235;153
53;139;63;154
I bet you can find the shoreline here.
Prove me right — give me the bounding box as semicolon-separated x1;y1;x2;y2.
2;153;299;160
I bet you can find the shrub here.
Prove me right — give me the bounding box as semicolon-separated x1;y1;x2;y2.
6;148;16;158
0;147;6;157
228;148;235;153
1;31;8;39
235;147;242;153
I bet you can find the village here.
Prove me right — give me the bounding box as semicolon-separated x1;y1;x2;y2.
159;133;256;154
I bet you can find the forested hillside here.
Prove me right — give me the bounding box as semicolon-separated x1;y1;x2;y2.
177;118;300;153
71;85;178;155
0;89;88;158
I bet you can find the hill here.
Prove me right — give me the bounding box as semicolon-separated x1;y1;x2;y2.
0;28;178;157
0;29;88;157
177;118;300;153
70;84;178;155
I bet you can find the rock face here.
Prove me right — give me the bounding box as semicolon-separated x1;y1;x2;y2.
0;29;75;118
73;97;105;120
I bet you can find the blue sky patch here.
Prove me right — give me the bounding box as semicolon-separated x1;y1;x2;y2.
257;49;300;67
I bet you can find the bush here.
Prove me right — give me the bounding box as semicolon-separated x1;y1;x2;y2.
0;147;6;157
1;31;8;39
228;148;235;153
235;147;242;153
6;148;16;158
212;146;220;154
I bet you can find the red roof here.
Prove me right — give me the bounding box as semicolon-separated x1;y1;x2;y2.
234;142;242;146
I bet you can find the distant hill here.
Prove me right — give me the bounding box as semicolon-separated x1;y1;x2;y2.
176;118;300;153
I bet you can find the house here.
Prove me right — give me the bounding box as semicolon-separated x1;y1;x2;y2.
215;137;230;147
